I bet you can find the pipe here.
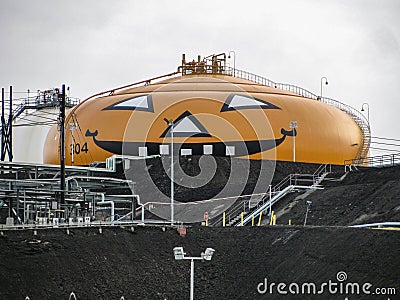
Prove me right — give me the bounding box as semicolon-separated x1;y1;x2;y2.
97;201;114;221
60;84;65;205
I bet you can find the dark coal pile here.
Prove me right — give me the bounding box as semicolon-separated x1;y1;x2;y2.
274;165;400;226
0;226;398;300
124;156;332;203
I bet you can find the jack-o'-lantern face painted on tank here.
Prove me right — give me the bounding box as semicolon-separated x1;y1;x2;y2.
43;57;366;166
84;89;295;161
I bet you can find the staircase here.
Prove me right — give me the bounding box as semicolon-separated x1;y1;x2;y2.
210;164;331;227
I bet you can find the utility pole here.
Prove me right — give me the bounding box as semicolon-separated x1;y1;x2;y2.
59;85;66;206
1;86;13;162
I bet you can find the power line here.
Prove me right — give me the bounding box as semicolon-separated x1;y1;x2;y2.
371;141;400;147
369;147;400;152
372;136;400;142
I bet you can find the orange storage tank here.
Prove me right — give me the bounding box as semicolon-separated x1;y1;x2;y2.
43;56;369;166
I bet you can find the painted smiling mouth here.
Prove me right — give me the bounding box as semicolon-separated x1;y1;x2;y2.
85;128;296;157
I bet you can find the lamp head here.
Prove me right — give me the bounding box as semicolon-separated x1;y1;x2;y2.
306;200;312;206
361;107;364;112
173;247;186;260
202;248;215;261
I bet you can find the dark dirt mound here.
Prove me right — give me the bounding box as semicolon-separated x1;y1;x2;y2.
124;156;335;203
0;226;398;300
274;165;400;226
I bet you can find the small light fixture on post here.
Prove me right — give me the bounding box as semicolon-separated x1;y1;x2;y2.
320;77;328;99
164;118;175;225
361;102;370;123
304;200;312;226
173;247;215;300
289;121;298;162
228;50;236;76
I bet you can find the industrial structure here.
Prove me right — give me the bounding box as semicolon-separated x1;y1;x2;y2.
43;53;370;166
2;52;396;227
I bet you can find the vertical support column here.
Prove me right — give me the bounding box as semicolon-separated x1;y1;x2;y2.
8;86;12;162
190;259;194;300
170;122;174;225
1;87;4;161
59;85;66;205
1;86;13;162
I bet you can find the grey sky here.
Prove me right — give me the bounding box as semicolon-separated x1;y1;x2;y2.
1;0;399;156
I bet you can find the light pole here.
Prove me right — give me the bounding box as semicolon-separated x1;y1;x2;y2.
361;102;370;123
269;184;272;216
320;77;328;99
304;200;312;226
228;50;236;76
164;118;175;225
173;247;215;300
289;121;298;162
69;123;77;166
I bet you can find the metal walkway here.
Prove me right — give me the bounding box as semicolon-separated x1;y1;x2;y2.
211;164;330;227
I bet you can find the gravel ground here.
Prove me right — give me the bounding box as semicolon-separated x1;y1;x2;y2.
0;161;399;299
0;226;398;300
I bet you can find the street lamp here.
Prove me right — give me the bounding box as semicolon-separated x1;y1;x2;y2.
173;247;215;300
164;118;175;225
289;121;298;162
304;200;312;226
228;50;236;76
361;102;370;123
320;77;328;99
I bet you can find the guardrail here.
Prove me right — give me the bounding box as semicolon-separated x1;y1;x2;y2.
210;164;331;226
182;65;370;160
222;67;371;159
0;219;171;231
345;152;400;170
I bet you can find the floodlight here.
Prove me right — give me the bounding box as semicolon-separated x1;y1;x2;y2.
173;246;216;300
173;247;186;260
202;248;215;261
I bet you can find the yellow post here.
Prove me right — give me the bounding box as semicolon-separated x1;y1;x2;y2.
252;215;255;226
222;212;226;227
269;211;275;226
273;214;276;225
241;212;244;226
205;219;208;227
288;219;292;225
257;211;263;226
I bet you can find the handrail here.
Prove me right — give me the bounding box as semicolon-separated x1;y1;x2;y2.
237;185;323;226
181;64;370;160
82;71;180;102
345;152;400;169
214;163;331;226
2;94;79;116
221;66;371;159
350;222;400;228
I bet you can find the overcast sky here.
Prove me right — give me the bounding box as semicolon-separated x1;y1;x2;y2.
1;0;399;156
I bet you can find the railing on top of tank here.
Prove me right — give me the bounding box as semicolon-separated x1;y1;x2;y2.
1;90;80;121
220;66;371;159
345;152;400;169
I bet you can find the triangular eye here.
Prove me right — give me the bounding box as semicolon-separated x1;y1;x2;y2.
103;94;154;112
221;94;280;112
160;111;211;137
